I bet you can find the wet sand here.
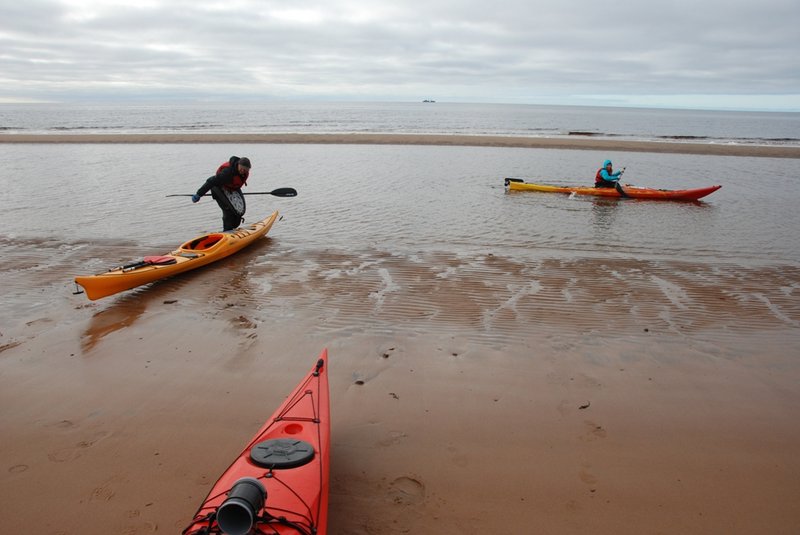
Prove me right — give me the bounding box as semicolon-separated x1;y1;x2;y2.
2;132;800;158
1;236;799;534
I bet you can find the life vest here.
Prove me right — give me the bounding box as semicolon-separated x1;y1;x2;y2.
595;168;605;185
216;161;248;190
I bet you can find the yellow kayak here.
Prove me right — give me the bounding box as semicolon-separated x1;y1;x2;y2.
75;211;278;300
505;178;721;201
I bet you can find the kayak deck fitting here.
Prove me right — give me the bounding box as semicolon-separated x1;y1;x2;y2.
74;211;279;300
504;178;721;201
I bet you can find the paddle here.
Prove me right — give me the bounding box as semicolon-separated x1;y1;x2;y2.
114;255;177;272
166;187;297;198
614;168;629;198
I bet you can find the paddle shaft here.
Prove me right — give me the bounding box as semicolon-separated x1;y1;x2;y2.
614;168;629;197
166;187;297;198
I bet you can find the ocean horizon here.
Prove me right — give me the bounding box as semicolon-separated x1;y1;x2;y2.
2;101;799;147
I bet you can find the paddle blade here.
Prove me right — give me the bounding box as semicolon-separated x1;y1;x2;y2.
266;187;298;197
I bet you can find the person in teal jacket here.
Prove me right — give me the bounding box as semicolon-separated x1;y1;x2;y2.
594;159;625;188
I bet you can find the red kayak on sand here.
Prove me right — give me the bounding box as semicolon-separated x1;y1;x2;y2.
183;349;330;535
504;178;721;201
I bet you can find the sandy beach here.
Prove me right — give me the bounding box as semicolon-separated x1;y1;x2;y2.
1;136;799;534
2;132;800;158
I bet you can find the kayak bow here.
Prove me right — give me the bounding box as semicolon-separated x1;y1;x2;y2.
183;349;330;535
74;211;279;300
504;178;721;201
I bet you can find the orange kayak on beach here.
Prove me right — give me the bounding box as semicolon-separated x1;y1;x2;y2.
504;178;721;201
183;349;330;535
74;211;278;300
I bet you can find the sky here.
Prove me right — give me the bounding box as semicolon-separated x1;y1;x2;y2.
1;0;799;111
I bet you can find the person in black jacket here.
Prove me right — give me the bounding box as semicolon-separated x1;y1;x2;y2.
193;156;251;231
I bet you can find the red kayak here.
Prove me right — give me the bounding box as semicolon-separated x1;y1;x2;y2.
183;349;330;535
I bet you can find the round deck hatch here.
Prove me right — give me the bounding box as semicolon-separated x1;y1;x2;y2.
250;439;315;469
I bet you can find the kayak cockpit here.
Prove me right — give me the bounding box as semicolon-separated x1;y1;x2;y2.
181;233;225;251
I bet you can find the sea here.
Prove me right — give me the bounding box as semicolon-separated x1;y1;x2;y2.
1;101;799;328
1;101;799;144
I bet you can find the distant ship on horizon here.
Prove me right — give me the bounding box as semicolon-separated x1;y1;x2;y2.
422;99;436;103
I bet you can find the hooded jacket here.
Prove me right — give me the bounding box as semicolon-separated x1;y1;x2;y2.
595;159;622;184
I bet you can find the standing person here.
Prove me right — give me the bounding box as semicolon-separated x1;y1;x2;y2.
594;159;625;188
192;156;251;231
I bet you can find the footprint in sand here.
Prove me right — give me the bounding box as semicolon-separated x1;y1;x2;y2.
579;420;607;442
89;475;126;503
54;419;77;429
47;430;111;463
121;521;158;535
446;445;469;468
49;448;80;463
377;431;408;447
387;476;426;506
379;345;398;359
579;468;598;485
90;484;116;502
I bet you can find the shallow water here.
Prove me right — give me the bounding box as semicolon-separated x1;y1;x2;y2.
2;141;798;344
2;143;799;263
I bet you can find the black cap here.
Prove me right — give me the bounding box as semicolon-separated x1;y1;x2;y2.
239;157;251;168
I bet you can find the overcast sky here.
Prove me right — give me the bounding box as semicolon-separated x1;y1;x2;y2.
1;0;798;110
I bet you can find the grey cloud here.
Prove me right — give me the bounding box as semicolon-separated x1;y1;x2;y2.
0;0;798;107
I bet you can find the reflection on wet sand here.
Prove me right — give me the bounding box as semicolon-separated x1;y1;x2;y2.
81;297;149;353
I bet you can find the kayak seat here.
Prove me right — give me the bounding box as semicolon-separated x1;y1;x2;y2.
187;234;224;251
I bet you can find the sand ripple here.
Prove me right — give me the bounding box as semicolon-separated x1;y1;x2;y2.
2;236;797;358
241;248;800;348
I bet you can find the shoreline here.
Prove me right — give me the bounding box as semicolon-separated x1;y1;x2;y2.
2;132;800;158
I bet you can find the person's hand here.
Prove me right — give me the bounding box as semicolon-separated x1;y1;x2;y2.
191;194;201;203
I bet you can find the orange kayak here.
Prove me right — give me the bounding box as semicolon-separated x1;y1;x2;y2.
75;211;278;300
505;178;721;201
183;349;330;535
